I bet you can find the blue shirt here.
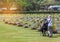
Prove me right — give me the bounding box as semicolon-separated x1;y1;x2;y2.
47;18;52;26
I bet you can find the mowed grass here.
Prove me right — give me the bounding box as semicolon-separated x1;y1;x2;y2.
0;22;60;42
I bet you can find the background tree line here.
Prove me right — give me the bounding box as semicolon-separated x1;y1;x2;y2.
0;0;60;11
16;0;60;11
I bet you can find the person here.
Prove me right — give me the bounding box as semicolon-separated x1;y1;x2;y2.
47;15;53;37
40;19;48;36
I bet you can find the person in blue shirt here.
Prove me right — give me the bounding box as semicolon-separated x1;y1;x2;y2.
47;15;53;37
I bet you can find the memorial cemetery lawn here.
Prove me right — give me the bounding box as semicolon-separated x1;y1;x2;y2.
0;22;60;42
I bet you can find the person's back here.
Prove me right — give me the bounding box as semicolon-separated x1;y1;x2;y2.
42;19;48;31
40;19;48;36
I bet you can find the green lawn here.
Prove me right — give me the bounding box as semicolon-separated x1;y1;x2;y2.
0;22;60;42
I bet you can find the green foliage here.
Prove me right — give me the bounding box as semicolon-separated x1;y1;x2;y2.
1;0;60;11
16;0;31;7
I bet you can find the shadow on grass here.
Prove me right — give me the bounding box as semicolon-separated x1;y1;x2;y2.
52;34;60;38
42;34;60;38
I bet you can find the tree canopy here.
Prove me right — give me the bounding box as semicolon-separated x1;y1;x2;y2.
0;0;60;11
